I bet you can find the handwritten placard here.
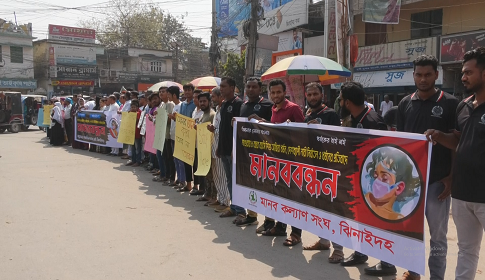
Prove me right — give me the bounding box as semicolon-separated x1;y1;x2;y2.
173;113;196;165
153;108;167;152
194;122;212;176
43;105;53;125
117;112;136;145
144;115;157;154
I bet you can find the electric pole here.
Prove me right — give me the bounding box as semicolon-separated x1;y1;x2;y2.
244;0;260;79
171;42;180;82
209;0;220;76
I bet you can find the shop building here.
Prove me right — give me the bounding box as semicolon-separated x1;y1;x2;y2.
33;25;102;97
0;19;37;94
352;0;485;109
96;47;173;93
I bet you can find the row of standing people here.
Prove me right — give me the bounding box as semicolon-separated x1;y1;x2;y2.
149;52;482;280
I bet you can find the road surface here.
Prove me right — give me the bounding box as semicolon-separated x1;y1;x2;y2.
0;130;483;280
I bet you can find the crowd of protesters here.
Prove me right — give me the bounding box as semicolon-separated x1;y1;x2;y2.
44;49;485;280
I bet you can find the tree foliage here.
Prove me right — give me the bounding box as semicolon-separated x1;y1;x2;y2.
219;50;246;93
79;0;210;81
79;0;197;50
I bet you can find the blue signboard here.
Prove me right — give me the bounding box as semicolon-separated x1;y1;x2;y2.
0;79;37;89
217;0;295;37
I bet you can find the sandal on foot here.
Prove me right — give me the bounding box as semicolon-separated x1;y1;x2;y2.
219;209;235;218
196;196;209;202
283;233;301;246
204;199;217;206
176;186;189;192
303;241;330;250
261;227;287;236
328;250;345;264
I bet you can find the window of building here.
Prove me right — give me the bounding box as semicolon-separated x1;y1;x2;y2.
10;46;23;63
411;9;442;39
150;61;165;72
365;22;387;46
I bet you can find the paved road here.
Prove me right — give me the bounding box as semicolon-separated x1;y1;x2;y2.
0;130;483;280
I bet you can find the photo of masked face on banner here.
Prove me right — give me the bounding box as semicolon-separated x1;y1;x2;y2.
109;118;119;139
361;146;421;221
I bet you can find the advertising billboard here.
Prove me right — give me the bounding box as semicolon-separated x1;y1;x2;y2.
257;0;308;36
50;65;98;79
440;30;485;64
216;0;250;37
51;80;95;87
217;0;300;37
51;44;97;65
354;37;438;72
48;24;96;44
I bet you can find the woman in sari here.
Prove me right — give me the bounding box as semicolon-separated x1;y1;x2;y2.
49;102;64;146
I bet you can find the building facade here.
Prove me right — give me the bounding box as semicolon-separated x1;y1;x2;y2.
34;25;101;97
96;47;173;93
352;0;485;109
0;19;37;94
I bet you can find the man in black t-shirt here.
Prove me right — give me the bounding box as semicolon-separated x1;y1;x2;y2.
217;77;246;218
337;82;397;276
425;48;485;280
301;82;345;264
304;82;341;126
339;82;387;131
234;78;273;227
394;55;458;280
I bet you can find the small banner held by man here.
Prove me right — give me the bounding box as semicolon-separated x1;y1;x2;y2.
43;105;53;125
152;108;167;152
194;122;212;176
144;116;157;154
74;110;122;148
173;114;196;165
232;118;431;274
117;112;137;145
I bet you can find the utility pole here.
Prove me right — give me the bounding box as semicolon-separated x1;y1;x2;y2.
209;0;220;76
245;0;260;79
323;0;329;58
171;42;180;82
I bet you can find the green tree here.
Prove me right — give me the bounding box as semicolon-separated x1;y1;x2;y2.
219;50;246;93
79;0;209;81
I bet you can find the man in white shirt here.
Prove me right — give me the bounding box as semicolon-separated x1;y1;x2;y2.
107;95;120;156
153;88;176;183
121;92;132;112
63;98;72;145
380;95;393;116
167;86;186;189
190;90;205;195
108;95;120;112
